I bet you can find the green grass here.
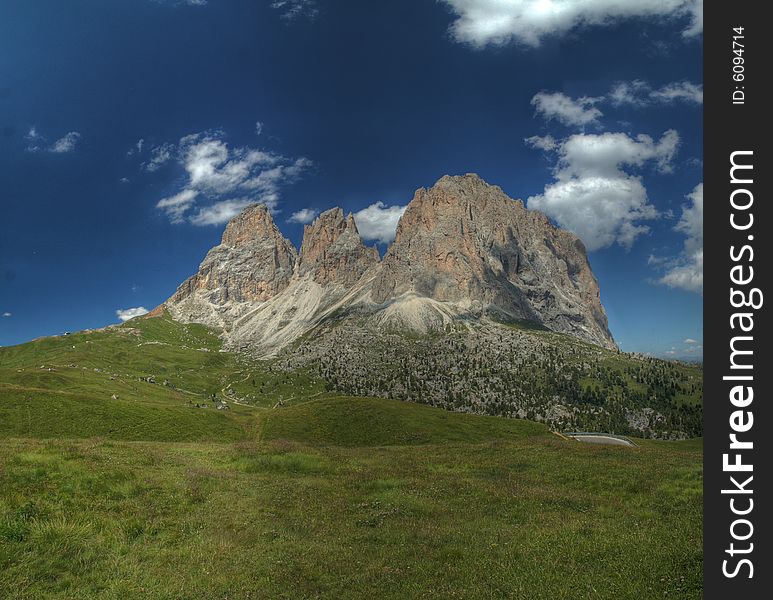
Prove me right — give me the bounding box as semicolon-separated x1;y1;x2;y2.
0;426;702;599
259;395;548;447
0;316;703;598
0;315;326;441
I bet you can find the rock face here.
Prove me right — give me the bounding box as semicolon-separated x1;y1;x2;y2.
165;204;298;328
298;208;380;287
161;174;616;354
372;174;613;348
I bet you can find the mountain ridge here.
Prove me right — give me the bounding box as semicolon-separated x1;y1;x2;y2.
161;173;616;354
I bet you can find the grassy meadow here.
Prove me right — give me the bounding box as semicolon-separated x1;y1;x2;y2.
0;317;703;599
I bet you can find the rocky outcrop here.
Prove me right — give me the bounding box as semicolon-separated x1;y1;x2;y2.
160;174;616;354
164;204;298;329
372;174;614;349
298;208;379;287
170;204;297;305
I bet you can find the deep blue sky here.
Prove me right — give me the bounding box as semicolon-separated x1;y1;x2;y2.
0;0;702;358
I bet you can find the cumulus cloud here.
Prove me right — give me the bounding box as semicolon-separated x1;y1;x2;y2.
440;0;703;48
353;202;407;244
271;0;318;20
287;208;319;224
658;183;703;293
527;130;680;251
49;132;81;153
531;92;603;127
153;131;311;226
684;338;699;344
2;312;11;318
116;307;149;322
255;121;264;136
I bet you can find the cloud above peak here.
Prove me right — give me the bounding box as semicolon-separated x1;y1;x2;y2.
151;130;312;226
531;80;702;130
441;0;702;48
288;208;319;224
531;92;603;127
527;130;679;251
353;202;407;244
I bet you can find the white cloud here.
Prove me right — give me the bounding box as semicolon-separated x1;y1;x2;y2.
650;81;703;104
116;307;149;322
353;202;407;244
609;80;703;106
156;189;199;224
271;0;318;20
287;208;319;224
25;127;83;153
608;80;652;107
255;121;264;136
684;338;699;344
120;177;131;184
144;143;174;172
189;198;257;226
527;130;679;251
2;312;11;318
25;126;43;152
658;183;703;293
531;92;602;127
50;131;81;153
128;138;145;157
525;135;558;152
440;0;703;48
153;131;312;225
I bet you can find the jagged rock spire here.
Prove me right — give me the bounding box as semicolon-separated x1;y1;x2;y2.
298;207;379;287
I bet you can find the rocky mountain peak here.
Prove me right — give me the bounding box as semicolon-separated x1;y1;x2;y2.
373;173;615;349
164;204;298;325
161;174;615;353
220;203;286;248
298;207;379;287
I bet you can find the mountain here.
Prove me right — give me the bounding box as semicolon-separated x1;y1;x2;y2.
162;174;615;354
148;174;702;439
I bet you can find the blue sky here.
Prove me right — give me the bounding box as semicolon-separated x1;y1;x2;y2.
0;0;703;359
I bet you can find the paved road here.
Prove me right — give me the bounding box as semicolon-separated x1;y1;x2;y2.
568;434;635;447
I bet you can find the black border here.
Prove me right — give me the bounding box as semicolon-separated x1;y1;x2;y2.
704;2;770;597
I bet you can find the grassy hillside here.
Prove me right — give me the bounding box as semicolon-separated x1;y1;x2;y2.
259;395;548;447
0;316;324;441
0;316;703;598
280;316;703;439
